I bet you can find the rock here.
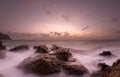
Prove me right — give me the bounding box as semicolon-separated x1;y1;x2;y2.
0;41;6;50
99;51;113;56
51;44;61;51
98;63;109;70
0;50;6;58
91;59;120;77
10;45;29;51
61;64;89;75
34;45;49;53
0;33;11;40
0;74;4;77
18;55;61;75
56;48;76;62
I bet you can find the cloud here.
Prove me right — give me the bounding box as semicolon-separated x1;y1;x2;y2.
50;31;70;37
61;15;70;22
110;17;120;23
114;30;120;33
81;26;89;30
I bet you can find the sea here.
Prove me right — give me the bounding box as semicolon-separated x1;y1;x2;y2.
0;40;120;77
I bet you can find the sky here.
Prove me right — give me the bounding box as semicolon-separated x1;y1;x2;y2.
0;0;120;40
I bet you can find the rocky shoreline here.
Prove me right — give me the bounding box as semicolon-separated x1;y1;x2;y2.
0;41;120;77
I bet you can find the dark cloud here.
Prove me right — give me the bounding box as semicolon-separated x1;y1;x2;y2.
110;17;120;23
62;15;70;22
81;26;89;30
114;31;120;33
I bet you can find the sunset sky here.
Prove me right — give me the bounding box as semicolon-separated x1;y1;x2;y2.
0;0;120;40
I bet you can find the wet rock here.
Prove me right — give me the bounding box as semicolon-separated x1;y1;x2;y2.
0;41;6;50
61;64;89;75
18;55;61;75
56;48;76;62
35;45;49;53
10;45;29;51
99;51;113;56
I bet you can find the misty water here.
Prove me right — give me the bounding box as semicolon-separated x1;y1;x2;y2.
0;40;120;77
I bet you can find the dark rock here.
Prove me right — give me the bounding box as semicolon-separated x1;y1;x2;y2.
56;48;76;62
0;50;6;58
61;64;89;75
18;55;61;75
99;51;113;56
0;41;6;50
0;33;11;40
98;63;109;70
35;45;49;53
51;44;61;51
0;74;4;77
10;45;29;51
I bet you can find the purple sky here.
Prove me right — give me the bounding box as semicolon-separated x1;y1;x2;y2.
0;0;120;40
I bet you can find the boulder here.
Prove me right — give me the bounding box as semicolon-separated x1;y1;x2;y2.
99;51;113;56
56;48;76;62
61;64;89;75
0;33;11;40
10;45;29;51
0;41;6;50
18;55;61;75
34;45;49;53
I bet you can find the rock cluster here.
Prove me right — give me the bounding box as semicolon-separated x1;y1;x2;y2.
18;45;89;76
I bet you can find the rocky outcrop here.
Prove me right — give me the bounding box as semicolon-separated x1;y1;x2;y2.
10;45;29;51
99;51;113;56
0;33;11;40
18;54;89;76
0;41;6;50
34;45;49;53
91;59;120;77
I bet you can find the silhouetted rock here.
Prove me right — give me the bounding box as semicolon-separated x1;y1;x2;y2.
35;45;49;53
99;51;113;56
56;48;76;62
62;64;89;75
0;41;6;50
0;33;11;40
10;45;29;51
18;55;61;75
91;59;120;77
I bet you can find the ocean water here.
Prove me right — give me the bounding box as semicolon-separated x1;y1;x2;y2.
0;40;120;77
